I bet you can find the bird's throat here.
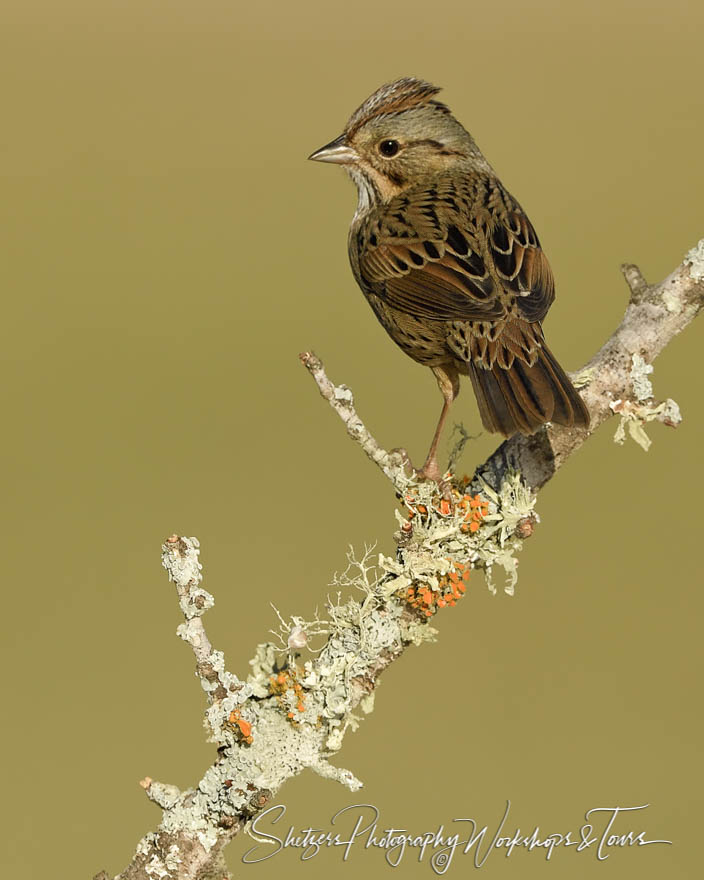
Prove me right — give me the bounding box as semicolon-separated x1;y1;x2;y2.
347;164;406;221
347;166;379;222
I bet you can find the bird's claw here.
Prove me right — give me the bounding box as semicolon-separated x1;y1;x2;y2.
389;447;415;477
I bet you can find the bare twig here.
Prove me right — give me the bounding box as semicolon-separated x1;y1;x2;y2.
299;351;409;482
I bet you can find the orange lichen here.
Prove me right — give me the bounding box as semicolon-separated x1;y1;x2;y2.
403;560;471;617
269;667;308;726
400;486;489;540
228;709;254;745
397;487;489;615
459;493;489;534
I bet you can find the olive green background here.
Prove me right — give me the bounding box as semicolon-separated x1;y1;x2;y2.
2;1;702;877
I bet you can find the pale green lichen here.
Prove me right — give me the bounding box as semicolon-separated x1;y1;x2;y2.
359;691;375;714
141;843;182;879
136;833;158;859
401;617;439;646
571;366;596;389
267;606;329;657
164;846;182;872
161;536;214;619
145;855;169;879
662;289;680;313
382;469;536;597
141;533;423;869
157;798;218;850
146;781;181;810
175;620;209;664
131;835;186;878
472;473;539;595
611;356;682;451
150;481;539;857
247;643;277;698
246;576;405;760
612;398;682;451
630;354;654;401
685;239;704;281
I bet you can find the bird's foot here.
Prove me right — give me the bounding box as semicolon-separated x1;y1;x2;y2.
416;457;453;499
417;458;443;484
390;448;452;498
389;447;416;477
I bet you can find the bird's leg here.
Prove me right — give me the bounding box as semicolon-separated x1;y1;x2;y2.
418;365;460;483
418;403;450;483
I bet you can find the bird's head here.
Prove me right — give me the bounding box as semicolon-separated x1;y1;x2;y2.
309;77;491;211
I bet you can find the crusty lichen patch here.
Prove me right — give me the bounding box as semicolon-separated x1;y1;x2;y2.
610;354;682;451
148;476;539;860
630;353;654;402
383;471;537;598
247;565;405;757
685;238;704;282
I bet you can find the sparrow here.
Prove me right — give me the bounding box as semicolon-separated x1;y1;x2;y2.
309;77;590;481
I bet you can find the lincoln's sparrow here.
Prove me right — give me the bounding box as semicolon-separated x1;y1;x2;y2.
310;77;589;481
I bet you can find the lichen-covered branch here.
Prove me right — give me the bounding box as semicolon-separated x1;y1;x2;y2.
305;244;703;494
476;245;704;492
299;351;409;483
96;242;703;880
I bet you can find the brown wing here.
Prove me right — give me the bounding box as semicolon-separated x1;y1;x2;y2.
488;209;555;322
356;178;554;325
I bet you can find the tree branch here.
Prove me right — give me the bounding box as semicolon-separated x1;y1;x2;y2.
304;244;703;494
96;241;703;880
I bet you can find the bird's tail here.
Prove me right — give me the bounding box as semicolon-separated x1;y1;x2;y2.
467;342;590;437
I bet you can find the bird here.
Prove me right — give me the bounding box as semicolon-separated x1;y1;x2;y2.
309;77;590;482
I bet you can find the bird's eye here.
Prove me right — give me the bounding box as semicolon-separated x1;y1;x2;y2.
378;139;400;158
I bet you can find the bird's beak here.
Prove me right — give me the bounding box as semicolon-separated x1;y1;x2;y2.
308;134;359;165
